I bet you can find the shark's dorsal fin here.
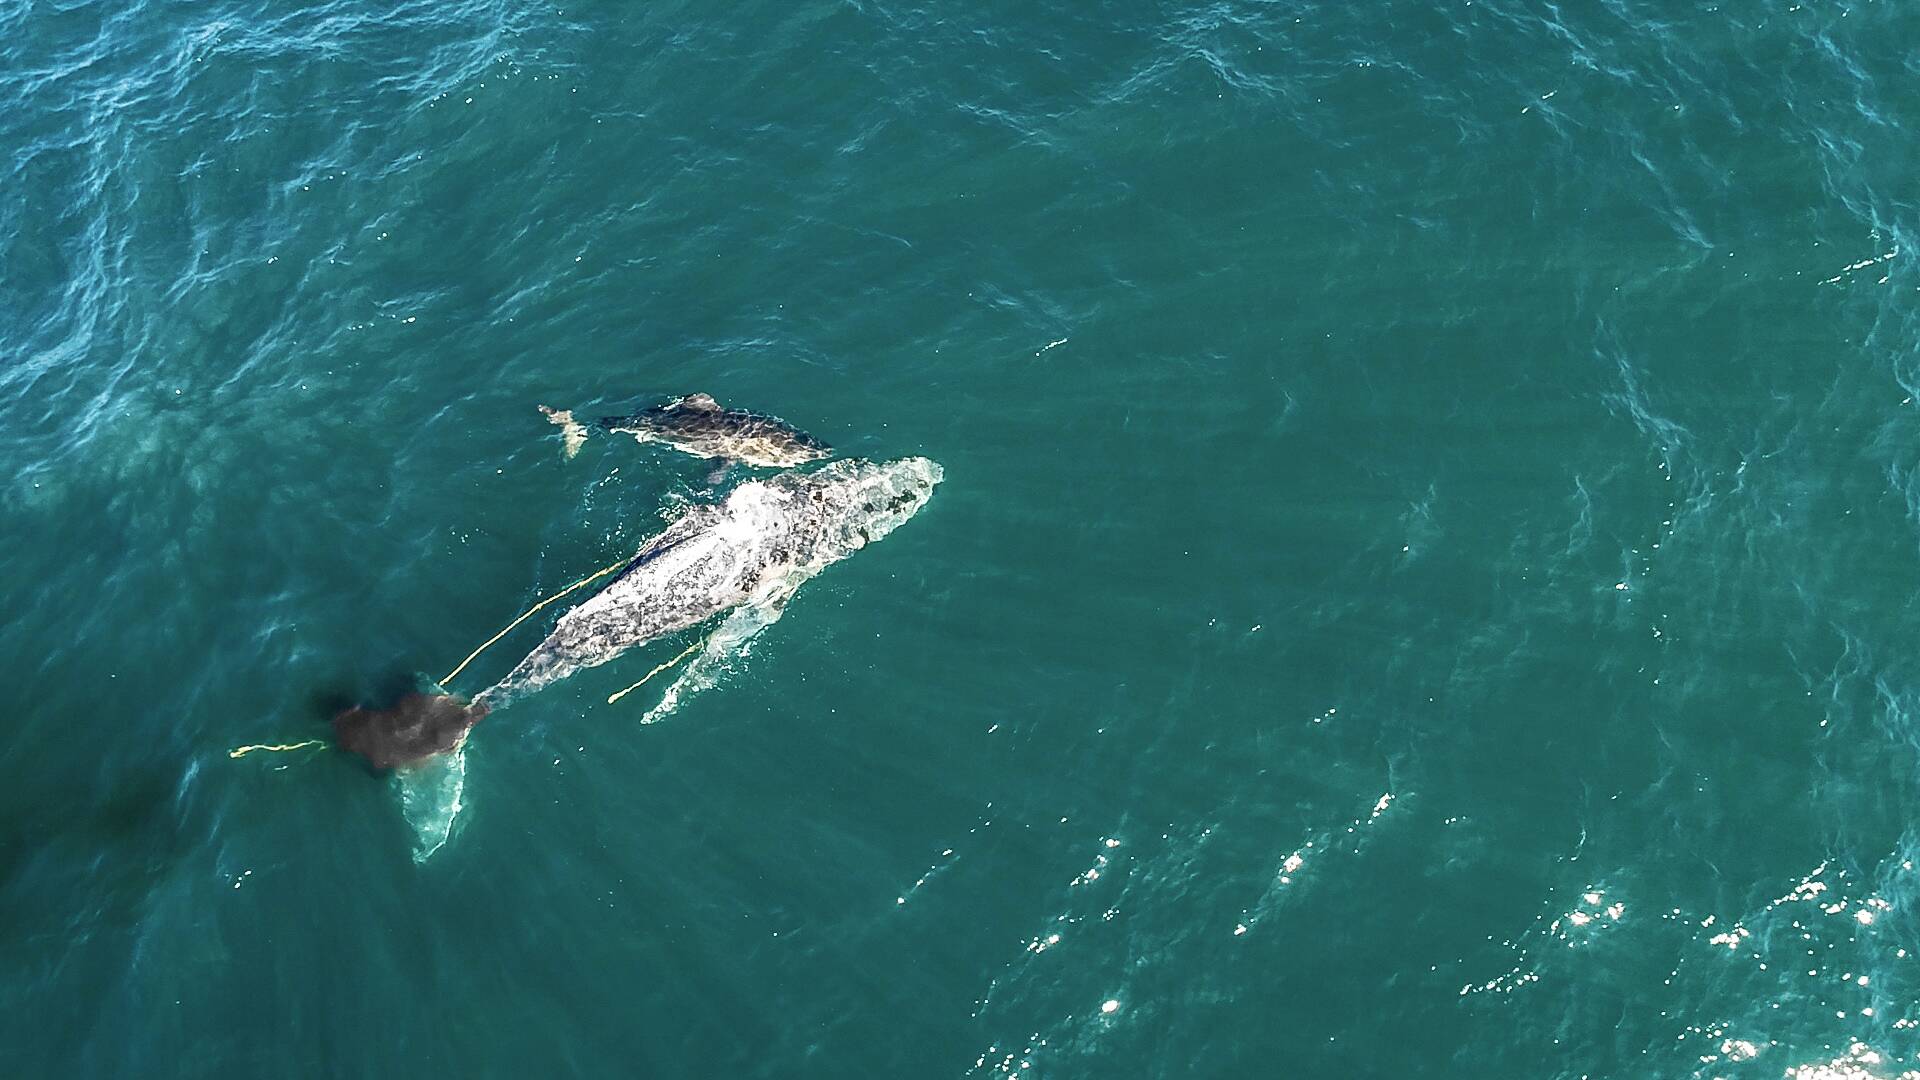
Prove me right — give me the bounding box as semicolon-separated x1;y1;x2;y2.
679;393;721;412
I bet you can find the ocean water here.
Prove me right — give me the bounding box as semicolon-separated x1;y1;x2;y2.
6;0;1920;1075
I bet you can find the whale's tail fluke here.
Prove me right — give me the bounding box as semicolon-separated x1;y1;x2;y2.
327;690;484;862
396;748;468;863
332;692;487;771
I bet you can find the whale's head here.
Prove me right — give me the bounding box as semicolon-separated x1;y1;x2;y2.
858;456;943;530
789;457;942;560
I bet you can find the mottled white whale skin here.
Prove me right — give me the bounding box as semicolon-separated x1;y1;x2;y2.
476;457;941;706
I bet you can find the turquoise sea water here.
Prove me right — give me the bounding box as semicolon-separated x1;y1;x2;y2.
7;0;1920;1075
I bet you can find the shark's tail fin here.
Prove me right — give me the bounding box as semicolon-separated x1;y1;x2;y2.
537;405;589;459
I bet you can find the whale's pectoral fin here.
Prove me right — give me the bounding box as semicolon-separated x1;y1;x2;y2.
640;599;788;725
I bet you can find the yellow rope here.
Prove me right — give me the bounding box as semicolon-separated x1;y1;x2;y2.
440;556;630;686
228;740;326;759
232;555;649;762
607;638;704;704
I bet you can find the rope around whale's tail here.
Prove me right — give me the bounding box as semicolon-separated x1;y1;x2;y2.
226;556;696;762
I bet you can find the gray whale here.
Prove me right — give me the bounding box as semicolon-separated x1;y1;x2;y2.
331;456;938;858
332;457;940;774
476;456;941;707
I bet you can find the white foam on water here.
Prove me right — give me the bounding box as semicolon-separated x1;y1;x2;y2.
1785;1042;1919;1080
395;747;467;862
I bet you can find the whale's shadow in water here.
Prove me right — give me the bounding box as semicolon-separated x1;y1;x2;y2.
308;666;418;721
